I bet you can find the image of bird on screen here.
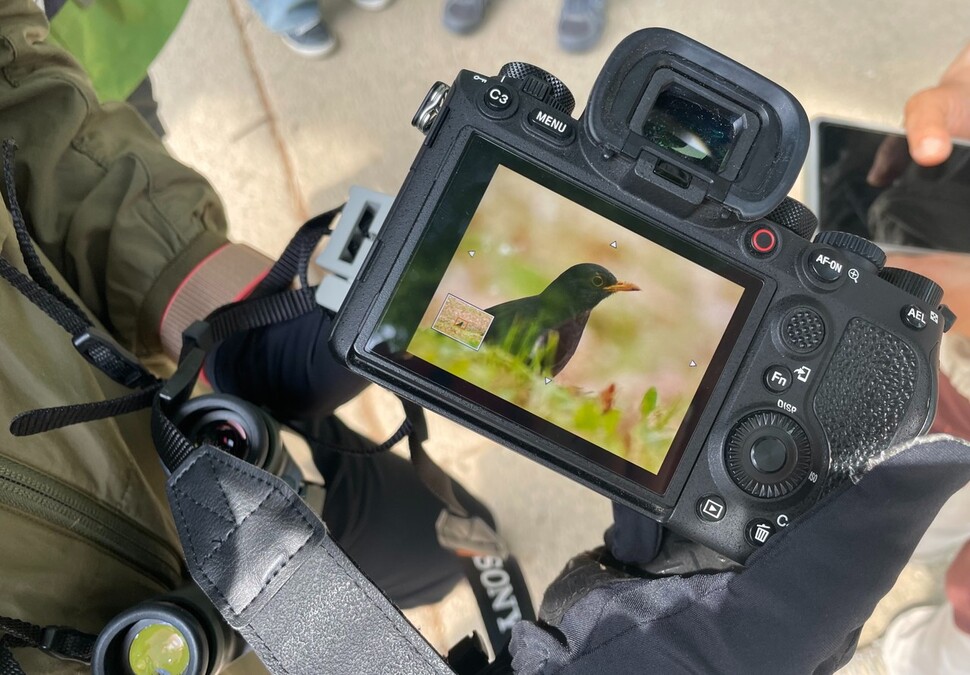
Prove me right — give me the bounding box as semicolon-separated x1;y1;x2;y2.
482;263;639;376
402;164;746;474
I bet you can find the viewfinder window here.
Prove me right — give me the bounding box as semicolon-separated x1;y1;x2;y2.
641;85;742;174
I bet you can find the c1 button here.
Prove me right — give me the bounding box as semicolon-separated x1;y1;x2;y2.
748;227;777;255
764;366;792;393
696;495;726;523
745;518;776;547
484;84;513;111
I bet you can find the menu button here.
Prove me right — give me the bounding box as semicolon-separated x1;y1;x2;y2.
528;108;573;141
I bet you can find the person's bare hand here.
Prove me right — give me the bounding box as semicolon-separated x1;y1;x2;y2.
945;540;970;634
867;44;970;187
904;44;970;166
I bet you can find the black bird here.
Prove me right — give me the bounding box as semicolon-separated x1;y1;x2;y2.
482;263;639;376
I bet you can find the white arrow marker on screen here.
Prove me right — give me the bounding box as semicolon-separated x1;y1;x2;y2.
689;360;697;367
468;251;476;257
610;241;617;248
545;378;552;385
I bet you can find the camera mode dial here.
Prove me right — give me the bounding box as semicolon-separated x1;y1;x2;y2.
725;411;812;499
813;231;886;271
498;62;576;115
879;267;945;306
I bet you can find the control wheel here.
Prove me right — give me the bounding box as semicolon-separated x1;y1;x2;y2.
880;267;945;306
498;62;576;115
725;411;812;499
814;231;886;271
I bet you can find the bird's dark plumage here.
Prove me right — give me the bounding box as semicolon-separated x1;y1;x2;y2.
482;263;639;375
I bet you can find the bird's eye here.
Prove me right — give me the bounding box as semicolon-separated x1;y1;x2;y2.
592;275;604;287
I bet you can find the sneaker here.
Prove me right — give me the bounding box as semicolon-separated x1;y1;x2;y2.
558;0;606;53
442;0;491;35
282;21;338;58
351;0;395;9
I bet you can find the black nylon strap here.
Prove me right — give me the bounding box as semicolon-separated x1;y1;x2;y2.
248;207;342;299
1;140;92;325
0;257;89;337
205;288;319;343
10;384;162;437
0;616;96;665
459;555;535;653
0;642;24;675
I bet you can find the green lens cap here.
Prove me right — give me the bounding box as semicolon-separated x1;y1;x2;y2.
127;622;191;675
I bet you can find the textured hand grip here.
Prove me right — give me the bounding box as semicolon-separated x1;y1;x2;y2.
814;319;919;495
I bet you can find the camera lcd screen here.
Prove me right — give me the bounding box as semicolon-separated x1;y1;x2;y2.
367;137;761;494
641;85;742;174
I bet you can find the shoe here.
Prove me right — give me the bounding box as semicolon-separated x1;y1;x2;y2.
558;0;606;53
442;0;490;35
281;21;338;58
351;0;394;9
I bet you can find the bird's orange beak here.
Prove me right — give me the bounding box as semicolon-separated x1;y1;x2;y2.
604;281;640;293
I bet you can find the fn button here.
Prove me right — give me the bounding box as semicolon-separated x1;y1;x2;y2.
764;366;792;393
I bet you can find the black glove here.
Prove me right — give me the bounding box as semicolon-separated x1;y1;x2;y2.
204;309;368;422
509;434;970;675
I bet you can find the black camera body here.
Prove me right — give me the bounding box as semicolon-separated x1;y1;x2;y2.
330;29;949;562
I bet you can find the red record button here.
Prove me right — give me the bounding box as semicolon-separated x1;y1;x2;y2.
749;227;778;255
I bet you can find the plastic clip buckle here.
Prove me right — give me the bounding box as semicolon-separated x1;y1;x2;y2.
314;186;395;313
72;328;155;389
39;625;93;664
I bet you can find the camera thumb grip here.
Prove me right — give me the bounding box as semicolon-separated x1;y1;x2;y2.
167;445;453;675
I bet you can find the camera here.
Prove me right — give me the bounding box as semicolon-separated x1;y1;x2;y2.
330;28;952;562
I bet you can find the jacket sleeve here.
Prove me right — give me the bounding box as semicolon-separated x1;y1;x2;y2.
0;0;264;355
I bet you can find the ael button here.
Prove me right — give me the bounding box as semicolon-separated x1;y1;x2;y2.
902;305;928;330
748;226;778;256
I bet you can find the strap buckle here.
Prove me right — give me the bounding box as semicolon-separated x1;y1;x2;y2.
72;328;156;389
38;625;93;664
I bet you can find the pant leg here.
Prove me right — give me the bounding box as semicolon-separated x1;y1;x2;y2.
305;415;495;609
246;0;321;34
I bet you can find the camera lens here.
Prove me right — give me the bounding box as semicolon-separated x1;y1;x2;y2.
641;85;741;174
192;420;248;458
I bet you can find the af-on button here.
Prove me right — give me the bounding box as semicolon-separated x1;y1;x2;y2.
527;108;574;142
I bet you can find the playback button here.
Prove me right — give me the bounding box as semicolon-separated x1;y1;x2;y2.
696;495;727;523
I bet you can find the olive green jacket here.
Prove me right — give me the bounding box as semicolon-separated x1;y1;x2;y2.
0;1;229;671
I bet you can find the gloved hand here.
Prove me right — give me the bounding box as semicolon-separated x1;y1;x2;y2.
204;309;369;423
509;434;970;675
